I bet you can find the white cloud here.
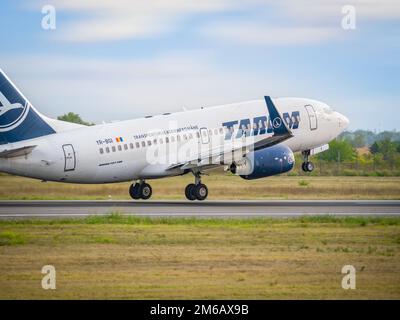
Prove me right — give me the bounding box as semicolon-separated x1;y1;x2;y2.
36;0;231;42
280;0;400;21
31;0;400;44
201;0;400;46
202;23;339;46
32;0;400;45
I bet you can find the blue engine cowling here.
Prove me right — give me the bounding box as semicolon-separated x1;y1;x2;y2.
230;144;295;180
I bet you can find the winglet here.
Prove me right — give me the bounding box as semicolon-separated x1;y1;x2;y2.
264;96;292;136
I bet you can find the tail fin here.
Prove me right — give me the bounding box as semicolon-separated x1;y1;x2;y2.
0;69;56;145
264;96;292;136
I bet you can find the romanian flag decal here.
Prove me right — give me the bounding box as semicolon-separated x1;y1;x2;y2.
115;137;124;142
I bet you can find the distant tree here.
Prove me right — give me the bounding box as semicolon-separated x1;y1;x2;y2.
376;131;395;142
338;131;354;142
370;139;399;166
358;152;374;166
317;139;356;162
353;129;375;146
339;130;375;147
57;112;94;126
370;139;399;157
352;132;366;148
396;141;400;153
370;141;380;154
340;130;400;148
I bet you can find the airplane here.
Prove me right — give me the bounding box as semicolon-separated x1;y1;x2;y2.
0;68;349;201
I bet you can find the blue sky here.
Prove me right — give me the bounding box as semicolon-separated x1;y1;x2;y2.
1;0;399;130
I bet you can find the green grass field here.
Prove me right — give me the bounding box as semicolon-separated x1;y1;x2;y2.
0;215;399;299
0;174;399;200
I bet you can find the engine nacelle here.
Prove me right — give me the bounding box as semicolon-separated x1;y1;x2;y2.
230;144;295;180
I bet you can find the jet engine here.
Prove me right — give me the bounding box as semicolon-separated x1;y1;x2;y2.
229;144;295;180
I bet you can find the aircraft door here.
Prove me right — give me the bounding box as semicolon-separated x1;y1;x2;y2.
304;105;318;130
62;144;76;171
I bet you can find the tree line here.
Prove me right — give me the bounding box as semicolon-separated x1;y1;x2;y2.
309;130;400;176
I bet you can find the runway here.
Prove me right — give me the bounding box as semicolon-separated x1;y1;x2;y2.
0;200;399;218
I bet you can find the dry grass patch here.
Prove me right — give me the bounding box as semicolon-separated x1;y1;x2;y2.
0;174;399;200
0;215;399;299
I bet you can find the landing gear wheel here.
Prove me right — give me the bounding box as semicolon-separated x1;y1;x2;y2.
140;183;152;200
185;184;196;201
185;171;209;201
306;161;314;172
302;161;314;172
194;184;208;201
129;183;141;199
301;150;314;173
129;182;152;200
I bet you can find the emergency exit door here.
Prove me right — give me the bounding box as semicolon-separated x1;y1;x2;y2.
62;144;76;171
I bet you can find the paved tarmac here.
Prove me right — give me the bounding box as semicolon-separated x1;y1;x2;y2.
0;200;399;218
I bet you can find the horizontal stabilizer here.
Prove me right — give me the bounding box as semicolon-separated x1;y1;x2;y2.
0;145;36;158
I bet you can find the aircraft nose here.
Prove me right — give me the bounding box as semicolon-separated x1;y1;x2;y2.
338;113;349;130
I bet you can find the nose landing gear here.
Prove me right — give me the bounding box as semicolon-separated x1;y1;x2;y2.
185;172;208;201
129;180;152;200
301;150;315;172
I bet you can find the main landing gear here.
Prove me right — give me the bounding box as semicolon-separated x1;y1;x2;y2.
129;173;209;201
129;180;152;200
185;172;208;201
301;150;315;172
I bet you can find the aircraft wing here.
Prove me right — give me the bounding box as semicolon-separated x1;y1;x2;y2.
166;96;293;171
0;145;37;158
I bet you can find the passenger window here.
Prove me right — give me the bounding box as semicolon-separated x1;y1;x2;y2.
112;146;116;152
189;133;193;139
153;139;157;145
183;134;187;140
99;148;104;154
196;132;200;138
106;147;110;153
147;140;152;146
166;137;169;143
129;143;134;149
118;145;122;151
136;142;140;148
219;128;223;134
124;144;128;150
141;141;146;147
177;135;181;142
159;138;163;144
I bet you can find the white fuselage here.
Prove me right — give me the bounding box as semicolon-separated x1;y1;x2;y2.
0;97;348;183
